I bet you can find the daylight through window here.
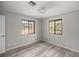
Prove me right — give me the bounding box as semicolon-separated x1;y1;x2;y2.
21;20;35;34
48;19;62;35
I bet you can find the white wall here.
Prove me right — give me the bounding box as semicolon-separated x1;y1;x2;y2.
1;10;79;53
42;10;79;52
1;11;41;51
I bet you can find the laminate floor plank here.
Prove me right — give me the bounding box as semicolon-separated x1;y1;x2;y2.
1;41;79;57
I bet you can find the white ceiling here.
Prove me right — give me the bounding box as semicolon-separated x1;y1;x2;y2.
1;1;79;18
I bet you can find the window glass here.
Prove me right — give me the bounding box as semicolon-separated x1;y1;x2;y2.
48;19;62;35
21;20;35;34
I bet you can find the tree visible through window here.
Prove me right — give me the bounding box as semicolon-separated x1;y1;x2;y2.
48;19;62;35
21;19;35;34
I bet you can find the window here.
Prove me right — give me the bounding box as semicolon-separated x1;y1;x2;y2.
21;19;35;34
48;19;62;35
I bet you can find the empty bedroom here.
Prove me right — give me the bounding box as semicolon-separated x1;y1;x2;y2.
0;1;79;57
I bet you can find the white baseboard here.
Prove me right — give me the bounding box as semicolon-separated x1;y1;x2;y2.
43;39;79;53
6;39;39;51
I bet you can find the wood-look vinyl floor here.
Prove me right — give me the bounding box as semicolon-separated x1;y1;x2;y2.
1;41;79;57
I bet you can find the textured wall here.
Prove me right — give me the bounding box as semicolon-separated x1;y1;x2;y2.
42;10;79;52
1;11;41;51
